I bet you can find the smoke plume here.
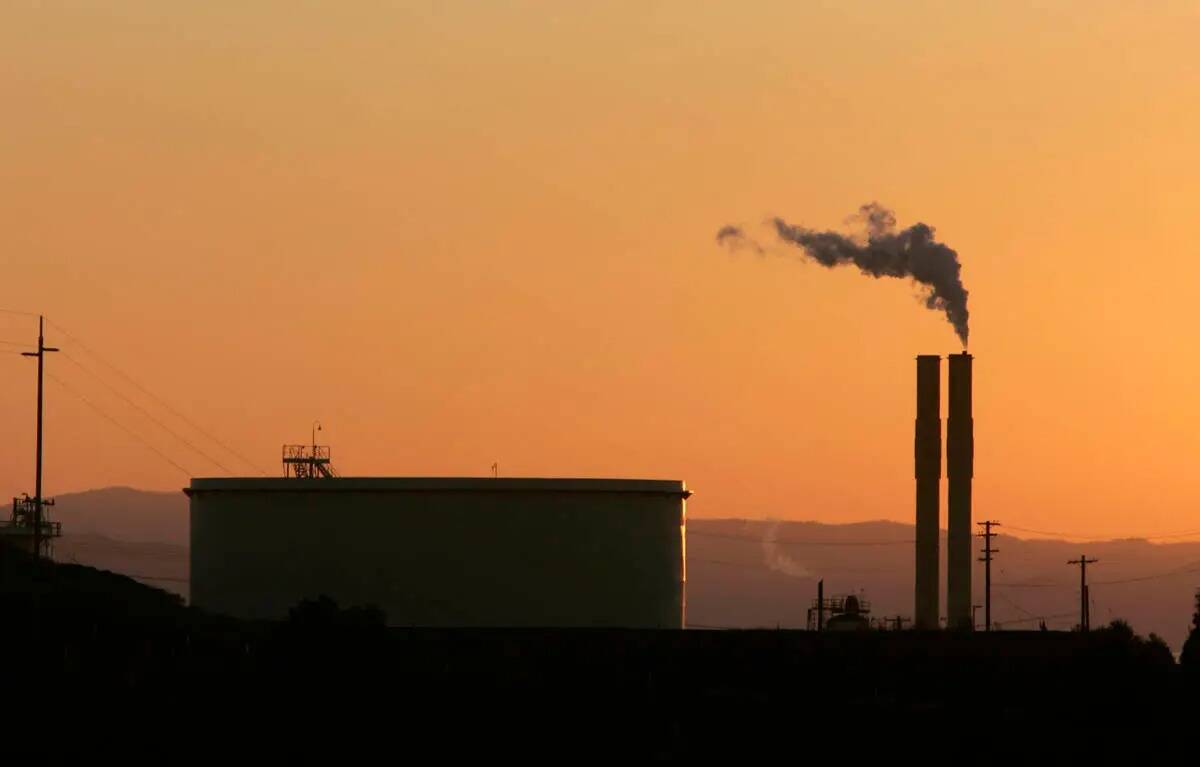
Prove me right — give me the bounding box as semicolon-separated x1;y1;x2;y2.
717;203;970;347
762;520;811;578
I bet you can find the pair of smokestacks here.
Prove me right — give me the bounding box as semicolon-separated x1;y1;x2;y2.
914;353;973;630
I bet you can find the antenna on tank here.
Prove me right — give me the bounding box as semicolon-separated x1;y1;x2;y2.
491;462;499;478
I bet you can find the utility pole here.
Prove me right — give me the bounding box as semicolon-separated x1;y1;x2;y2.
816;579;824;632
977;520;1001;631
21;316;58;558
1067;555;1099;631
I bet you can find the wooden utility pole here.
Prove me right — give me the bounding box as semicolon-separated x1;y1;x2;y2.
21;315;58;557
1067;555;1099;631
977;520;1001;631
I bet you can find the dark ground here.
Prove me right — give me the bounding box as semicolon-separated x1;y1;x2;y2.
3;543;1195;755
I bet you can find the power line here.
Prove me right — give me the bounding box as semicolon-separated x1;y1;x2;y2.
125;573;188;584
995;561;1200;589
992;611;1078;629
1004;523;1200;542
689;530;914;546
993;589;1037;619
43;318;268;476
1091;561;1200;586
60;351;233;474
991;590;1077;629
688;557;767;571
46;372;193;477
993;581;1071;589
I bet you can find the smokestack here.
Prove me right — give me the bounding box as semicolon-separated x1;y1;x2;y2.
914;355;941;630
947;352;974;630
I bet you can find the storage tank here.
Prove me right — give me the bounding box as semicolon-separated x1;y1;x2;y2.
186;477;689;628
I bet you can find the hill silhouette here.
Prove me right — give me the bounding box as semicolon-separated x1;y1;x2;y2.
51;486;188;545
2;541;1194;746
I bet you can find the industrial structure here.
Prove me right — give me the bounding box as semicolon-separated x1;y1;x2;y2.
807;588;873;631
913;352;975;630
0;494;62;555
282;445;337;478
187;463;689;628
818;594;872;632
913;354;941;629
946;352;974;629
0;316;61;557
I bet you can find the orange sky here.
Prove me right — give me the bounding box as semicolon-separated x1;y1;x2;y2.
2;2;1199;539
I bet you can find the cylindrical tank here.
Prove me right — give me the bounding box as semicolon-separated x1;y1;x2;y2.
187;477;689;628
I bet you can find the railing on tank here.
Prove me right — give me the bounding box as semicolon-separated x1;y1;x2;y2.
282;444;339;478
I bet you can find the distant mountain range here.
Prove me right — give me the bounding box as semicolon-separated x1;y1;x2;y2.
687;519;1200;652
43;487;1200;651
52;486;188;545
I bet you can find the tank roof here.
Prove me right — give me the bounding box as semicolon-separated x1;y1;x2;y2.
185;477;690;497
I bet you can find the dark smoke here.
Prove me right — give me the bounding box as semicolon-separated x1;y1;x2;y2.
717;203;970;346
715;225;763;255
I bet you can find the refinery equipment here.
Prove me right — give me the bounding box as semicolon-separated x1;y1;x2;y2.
0;494;61;556
946;352;974;629
914;355;941;629
0;315;61;557
808;593;872;632
913;351;976;630
187;467;690;628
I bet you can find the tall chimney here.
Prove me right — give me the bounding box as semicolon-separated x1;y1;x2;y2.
914;355;941;630
947;352;974;630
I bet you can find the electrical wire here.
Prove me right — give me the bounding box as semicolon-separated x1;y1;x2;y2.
688;557;766;571
124;573;188;583
992;612;1078;628
44;318;268;475
47;371;193;477
60;351;233;474
1091;561;1200;586
993;589;1038;619
689;530;914;546
993;581;1072;589
1003;523;1200;542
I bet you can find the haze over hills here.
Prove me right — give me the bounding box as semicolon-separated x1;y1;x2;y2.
52;486;188;546
688;519;1200;652
45;488;1200;651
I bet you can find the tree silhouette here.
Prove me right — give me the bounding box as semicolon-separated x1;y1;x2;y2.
1181;588;1200;669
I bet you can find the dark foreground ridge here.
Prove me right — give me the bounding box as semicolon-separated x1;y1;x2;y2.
3;544;1197;751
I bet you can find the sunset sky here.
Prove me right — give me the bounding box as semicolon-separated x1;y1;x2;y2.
3;2;1199;539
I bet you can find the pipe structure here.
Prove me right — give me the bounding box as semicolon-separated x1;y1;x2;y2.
946;352;974;630
914;355;941;630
